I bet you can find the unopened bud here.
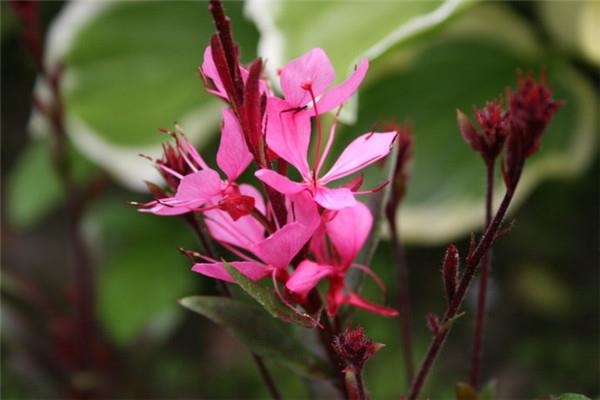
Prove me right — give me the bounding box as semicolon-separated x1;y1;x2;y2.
332;326;384;372
443;244;460;302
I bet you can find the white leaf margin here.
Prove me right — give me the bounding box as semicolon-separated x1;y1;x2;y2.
245;0;471;123
29;0;222;192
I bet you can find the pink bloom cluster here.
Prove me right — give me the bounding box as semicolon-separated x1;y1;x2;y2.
139;47;398;318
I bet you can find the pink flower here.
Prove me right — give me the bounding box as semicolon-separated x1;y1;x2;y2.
256;103;396;210
139;108;253;217
254;48;396;210
286;202;398;317
278;48;368;116
192;191;321;283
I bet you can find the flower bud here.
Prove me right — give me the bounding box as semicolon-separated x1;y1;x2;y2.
332;326;384;373
443;244;460;302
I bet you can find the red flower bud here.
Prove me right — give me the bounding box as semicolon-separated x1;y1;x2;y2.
443;244;460;302
332;326;384;372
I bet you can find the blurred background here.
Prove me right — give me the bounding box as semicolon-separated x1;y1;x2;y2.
1;1;598;398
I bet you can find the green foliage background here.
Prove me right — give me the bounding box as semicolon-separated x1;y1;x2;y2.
1;1;598;398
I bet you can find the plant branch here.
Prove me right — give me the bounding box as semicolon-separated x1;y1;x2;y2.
387;211;414;384
408;186;515;400
470;160;494;387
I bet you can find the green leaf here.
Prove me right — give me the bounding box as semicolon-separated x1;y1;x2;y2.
224;263;315;328
538;1;600;65
340;3;598;243
36;1;258;190
479;379;497;400
85;198;195;344
180;295;331;379
6;137;95;229
247;0;471;121
556;394;591;400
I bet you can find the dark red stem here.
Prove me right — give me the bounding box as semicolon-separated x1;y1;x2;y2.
408;187;515;400
470;160;495;387
387;212;414;384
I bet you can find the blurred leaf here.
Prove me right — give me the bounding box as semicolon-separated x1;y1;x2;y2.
556;394;591;400
512;264;571;317
180;295;331;379
6;137;95;229
341;3;598;243
247;0;471;121
225;263;314;328
35;1;258;191
456;382;478;400
538;1;600;65
85;198;195;345
479;379;496;400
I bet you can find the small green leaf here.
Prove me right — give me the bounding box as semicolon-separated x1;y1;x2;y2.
479;379;497;400
557;394;592;400
180;295;331;379
456;382;478;400
224;263;315;328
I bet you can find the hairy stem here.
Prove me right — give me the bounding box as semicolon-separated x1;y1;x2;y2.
387;212;414;384
470;160;494;387
408;187;514;400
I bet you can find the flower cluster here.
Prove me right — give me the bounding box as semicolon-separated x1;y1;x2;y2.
137;17;398;318
457;70;562;190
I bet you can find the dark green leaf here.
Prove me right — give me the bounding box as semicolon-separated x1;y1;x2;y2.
225;263;315;328
557;394;592;400
180;295;331;379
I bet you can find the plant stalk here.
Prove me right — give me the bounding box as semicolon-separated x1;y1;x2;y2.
408;187;515;400
470;160;494;387
388;213;414;384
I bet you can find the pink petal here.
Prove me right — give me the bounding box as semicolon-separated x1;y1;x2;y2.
345;291;399;317
192;261;270;283
217;108;253;181
287;191;321;231
265;97;312;177
312;58;369;115
254;221;316;269
321;131;397;183
286;260;336;298
255;169;305;195
175;169;222;202
326;202;372;265
314;186;356;210
280;48;335;107
138;200;196;216
200;46;227;99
